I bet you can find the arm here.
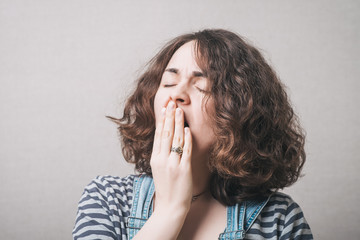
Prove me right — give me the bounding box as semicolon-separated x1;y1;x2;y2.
72;176;133;240
279;200;313;240
133;101;193;240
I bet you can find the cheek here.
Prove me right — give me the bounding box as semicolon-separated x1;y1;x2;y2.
191;121;215;153
153;90;168;123
196;99;216;143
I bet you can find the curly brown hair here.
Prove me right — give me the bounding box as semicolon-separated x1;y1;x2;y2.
109;29;306;205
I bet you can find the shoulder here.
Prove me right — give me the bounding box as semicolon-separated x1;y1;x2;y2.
80;174;137;214
85;175;136;196
246;192;313;240
72;175;138;240
265;192;299;213
263;192;307;222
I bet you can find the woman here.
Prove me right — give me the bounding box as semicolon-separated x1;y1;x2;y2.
73;29;313;240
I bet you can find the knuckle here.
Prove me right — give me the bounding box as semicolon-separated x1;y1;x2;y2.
150;158;157;167
167;162;179;173
166;112;174;119
162;130;171;138
174;136;181;144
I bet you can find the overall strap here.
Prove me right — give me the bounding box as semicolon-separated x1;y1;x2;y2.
244;196;271;231
218;195;271;240
218;204;246;240
126;175;155;240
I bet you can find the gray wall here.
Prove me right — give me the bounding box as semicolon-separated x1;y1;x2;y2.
1;0;359;239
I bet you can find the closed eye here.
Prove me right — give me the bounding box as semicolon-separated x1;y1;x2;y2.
196;87;209;94
193;71;204;77
165;68;178;74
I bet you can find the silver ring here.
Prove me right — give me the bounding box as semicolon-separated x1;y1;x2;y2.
171;146;183;155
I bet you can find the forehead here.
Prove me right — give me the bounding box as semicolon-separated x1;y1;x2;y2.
166;41;201;70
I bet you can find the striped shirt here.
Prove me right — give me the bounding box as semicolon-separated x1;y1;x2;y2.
73;175;313;240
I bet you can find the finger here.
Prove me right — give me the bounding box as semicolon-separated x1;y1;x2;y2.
168;108;184;162
152;107;166;155
171;108;184;150
180;127;192;167
161;100;176;153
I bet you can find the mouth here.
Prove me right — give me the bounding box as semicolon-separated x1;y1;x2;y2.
183;114;189;128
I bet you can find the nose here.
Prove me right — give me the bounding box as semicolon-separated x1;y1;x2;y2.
170;83;190;106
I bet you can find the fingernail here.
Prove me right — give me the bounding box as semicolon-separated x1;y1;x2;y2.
176;108;181;117
185;127;189;134
161;107;166;116
168;101;175;109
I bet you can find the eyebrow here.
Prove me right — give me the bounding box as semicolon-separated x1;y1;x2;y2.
164;68;205;77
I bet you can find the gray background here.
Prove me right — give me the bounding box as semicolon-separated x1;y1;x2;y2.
1;0;359;239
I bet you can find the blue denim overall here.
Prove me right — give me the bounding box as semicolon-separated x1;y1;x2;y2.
126;175;270;240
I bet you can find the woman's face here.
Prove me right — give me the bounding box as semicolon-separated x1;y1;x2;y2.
154;41;215;157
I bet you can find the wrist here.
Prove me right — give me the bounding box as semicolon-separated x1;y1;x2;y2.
153;203;189;222
132;206;187;240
